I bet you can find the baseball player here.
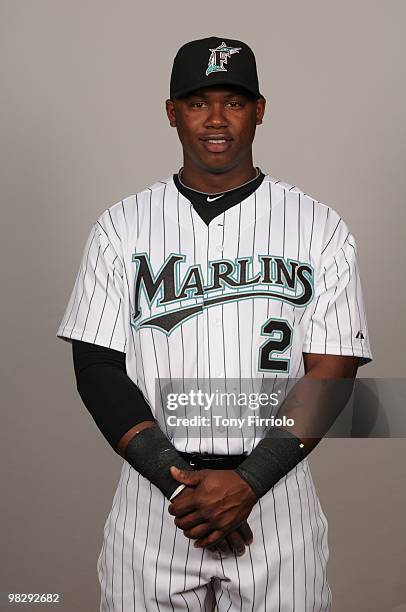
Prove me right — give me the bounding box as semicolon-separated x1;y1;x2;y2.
56;36;372;611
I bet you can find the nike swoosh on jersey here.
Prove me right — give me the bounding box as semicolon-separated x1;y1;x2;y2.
206;194;224;202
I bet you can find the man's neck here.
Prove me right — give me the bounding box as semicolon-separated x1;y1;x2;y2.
180;163;258;194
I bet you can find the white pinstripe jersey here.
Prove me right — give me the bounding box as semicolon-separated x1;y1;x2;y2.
57;174;372;455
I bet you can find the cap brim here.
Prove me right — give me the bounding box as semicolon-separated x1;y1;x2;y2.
171;78;262;99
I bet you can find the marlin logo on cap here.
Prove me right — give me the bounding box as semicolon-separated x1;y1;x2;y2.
206;41;242;76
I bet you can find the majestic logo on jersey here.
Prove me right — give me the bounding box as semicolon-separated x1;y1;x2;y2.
131;253;314;335
206;42;241;76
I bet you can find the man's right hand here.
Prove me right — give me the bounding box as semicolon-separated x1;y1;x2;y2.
171;486;253;556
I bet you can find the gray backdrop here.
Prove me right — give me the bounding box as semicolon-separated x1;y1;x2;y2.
1;0;405;610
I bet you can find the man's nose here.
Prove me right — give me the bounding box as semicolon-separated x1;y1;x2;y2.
204;103;228;127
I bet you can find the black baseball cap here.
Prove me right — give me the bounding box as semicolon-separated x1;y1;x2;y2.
170;36;262;99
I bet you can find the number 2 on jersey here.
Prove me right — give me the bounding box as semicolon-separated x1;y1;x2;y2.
258;318;293;373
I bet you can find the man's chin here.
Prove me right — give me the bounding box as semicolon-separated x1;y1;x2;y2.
198;157;239;175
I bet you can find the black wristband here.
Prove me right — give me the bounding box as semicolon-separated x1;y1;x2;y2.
124;426;193;500
235;427;305;500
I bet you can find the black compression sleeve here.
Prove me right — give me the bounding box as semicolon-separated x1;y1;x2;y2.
71;340;154;451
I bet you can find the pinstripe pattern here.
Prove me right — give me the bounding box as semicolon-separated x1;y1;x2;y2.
57;174;372;611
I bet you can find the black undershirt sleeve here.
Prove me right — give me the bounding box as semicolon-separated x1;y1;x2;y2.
71;340;155;452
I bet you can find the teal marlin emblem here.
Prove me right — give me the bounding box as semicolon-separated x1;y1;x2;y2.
206;41;242;76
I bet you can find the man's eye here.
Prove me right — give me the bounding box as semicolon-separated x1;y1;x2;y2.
226;101;243;108
191;102;206;108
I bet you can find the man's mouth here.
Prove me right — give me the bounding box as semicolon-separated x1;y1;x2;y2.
200;136;233;153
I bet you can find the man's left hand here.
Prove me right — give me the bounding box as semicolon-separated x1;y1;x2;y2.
168;466;258;548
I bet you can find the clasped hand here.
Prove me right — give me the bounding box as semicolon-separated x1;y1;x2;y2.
168;466;257;555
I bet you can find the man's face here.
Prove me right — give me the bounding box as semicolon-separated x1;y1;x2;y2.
166;86;266;174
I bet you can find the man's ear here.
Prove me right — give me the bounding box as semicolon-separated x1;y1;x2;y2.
166;99;177;127
255;96;266;125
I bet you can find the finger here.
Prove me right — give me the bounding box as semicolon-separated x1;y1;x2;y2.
225;531;246;556
168;494;198;517
207;545;218;553
170;466;201;486
209;538;232;555
174;511;203;531
194;529;225;549
237;521;253;545
183;523;211;540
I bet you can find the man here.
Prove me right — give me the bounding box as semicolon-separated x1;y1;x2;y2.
56;36;372;611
